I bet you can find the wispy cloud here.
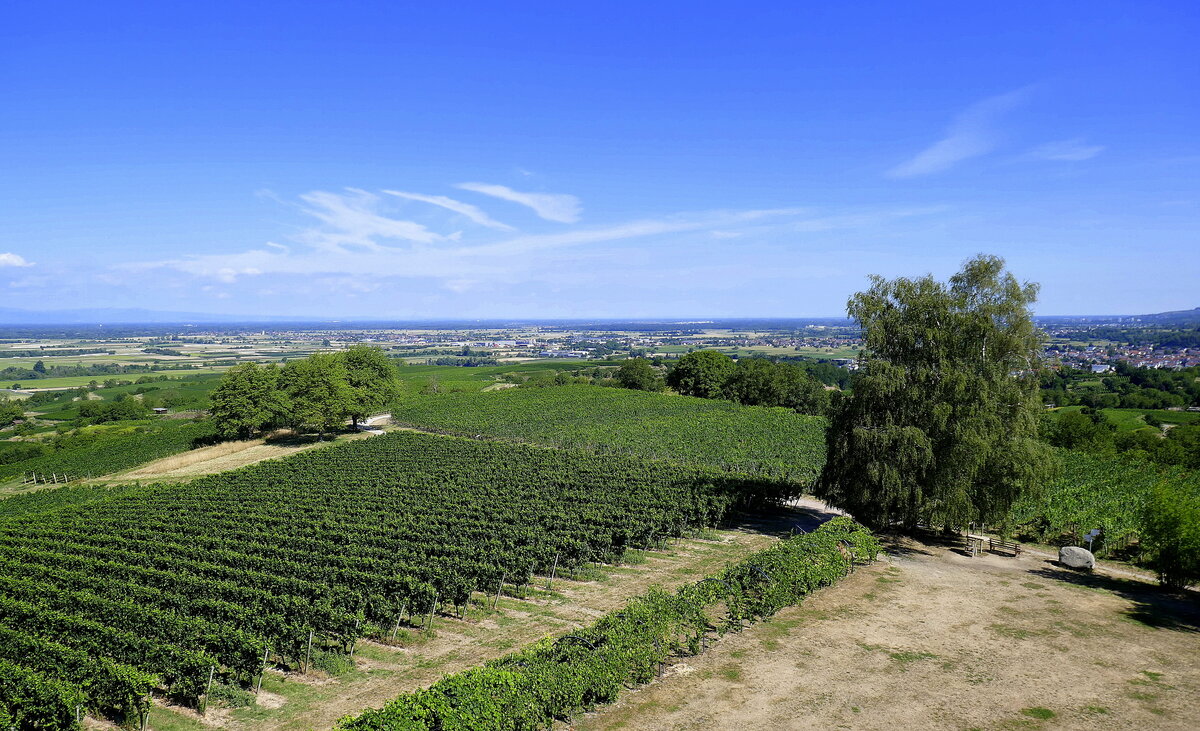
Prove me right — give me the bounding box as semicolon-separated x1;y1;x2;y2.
297;188;444;251
0;253;33;267
456;182;582;223
1024;138;1105;162
383;190;516;231
887;88;1032;178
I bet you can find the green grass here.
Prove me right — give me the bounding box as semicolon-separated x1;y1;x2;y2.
1020;707;1056;720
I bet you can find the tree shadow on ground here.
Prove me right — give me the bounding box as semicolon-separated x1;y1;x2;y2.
726;503;844;538
876;531;935;558
1028;561;1200;634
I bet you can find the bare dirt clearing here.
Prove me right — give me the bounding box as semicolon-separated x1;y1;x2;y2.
573;535;1200;731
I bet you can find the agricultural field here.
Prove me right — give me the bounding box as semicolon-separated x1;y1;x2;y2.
392;385;828;483
0;430;790;727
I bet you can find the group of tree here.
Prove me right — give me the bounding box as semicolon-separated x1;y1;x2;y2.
209;346;399;439
1044;406;1200;470
610;351;829;416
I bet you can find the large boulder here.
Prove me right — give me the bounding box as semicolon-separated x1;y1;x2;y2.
1059;545;1095;570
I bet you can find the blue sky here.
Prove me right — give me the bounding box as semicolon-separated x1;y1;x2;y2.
1;2;1197;319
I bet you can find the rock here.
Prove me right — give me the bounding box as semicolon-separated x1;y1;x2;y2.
1059;545;1095;570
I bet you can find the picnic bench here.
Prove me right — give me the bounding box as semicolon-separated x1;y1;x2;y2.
987;537;1022;557
962;534;1021;557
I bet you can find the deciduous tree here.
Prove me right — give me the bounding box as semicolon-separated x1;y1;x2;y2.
816;254;1055;530
209;363;287;439
666;350;735;399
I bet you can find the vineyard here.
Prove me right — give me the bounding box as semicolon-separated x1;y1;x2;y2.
393;385;827;483
0;430;791;728
0;419;215;485
1009;448;1200;548
341;516;880;730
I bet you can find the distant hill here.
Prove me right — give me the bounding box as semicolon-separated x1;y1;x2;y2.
1136;307;1200;325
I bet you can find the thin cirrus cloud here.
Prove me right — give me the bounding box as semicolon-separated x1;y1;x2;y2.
126;196;816;284
1024;139;1105;162
383;190;516;231
296;188;444;251
887;87;1032;178
0;253;34;267
456;182;582;223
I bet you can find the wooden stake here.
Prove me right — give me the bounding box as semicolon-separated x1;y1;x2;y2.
255;646;269;695
201;665;215;715
548;552;560;590
493;572;505;609
426;594;439;630
303;630;314;673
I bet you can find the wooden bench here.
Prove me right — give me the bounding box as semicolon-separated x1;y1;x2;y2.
987;537;1022;557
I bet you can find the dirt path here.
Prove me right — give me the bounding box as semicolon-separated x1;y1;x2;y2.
108;432;371;482
573;535;1200;731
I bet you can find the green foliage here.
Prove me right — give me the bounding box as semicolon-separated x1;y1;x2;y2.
77;394;151;423
818;255;1055;529
341;345;401;424
1008;448;1200;550
1140;483;1200;588
278;353;355;435
209;363;287;439
0;399;23;427
393;385;826;483
614;358;664;392
722;357;828;415
0;419;216;482
0;429;785;722
339;518;879;730
666;349;736;398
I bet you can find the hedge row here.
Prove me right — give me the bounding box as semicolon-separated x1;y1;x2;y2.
340;516;879;730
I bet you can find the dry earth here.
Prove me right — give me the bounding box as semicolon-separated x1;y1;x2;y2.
107;432;371;482
572;535;1200;731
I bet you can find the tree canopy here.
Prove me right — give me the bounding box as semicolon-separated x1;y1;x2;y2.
209;347;399;439
722;357;828;416
209;362;287;440
666;350;737;399
816;254;1055;530
615;358;664;391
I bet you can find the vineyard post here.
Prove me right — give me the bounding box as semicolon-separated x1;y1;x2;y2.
426;593;439;630
548;552;560;590
350;618;361;657
140;706;149;731
303;630;314;674
201;665;215;715
255;646;269;694
390;614;402;641
493;572;506;609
